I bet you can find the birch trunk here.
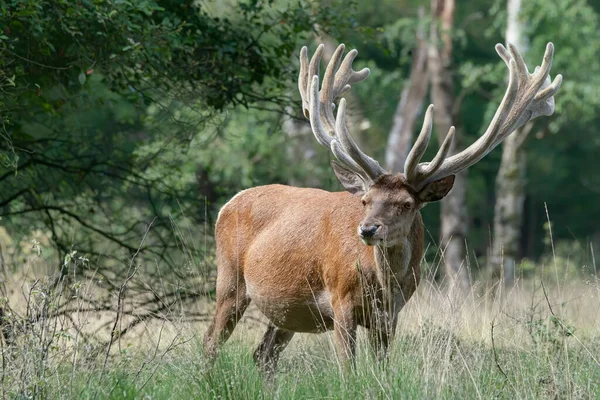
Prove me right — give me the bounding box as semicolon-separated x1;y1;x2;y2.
429;0;470;291
491;0;531;286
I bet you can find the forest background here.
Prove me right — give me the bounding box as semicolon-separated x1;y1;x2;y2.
1;0;600;397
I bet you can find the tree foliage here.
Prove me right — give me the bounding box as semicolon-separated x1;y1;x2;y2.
1;0;599;285
0;0;353;277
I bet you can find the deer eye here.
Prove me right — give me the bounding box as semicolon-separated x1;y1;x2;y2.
403;202;413;210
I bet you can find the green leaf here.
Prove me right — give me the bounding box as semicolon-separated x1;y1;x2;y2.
78;72;86;85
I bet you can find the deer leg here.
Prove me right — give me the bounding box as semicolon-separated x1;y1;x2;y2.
368;296;401;363
368;316;396;363
203;281;250;362
332;298;357;368
253;324;295;376
368;282;415;362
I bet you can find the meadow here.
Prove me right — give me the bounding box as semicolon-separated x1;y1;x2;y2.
1;254;599;399
2;2;600;397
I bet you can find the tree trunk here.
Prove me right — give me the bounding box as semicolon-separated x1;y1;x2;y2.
491;0;531;286
385;8;429;172
429;0;470;291
282;107;320;187
492;135;527;285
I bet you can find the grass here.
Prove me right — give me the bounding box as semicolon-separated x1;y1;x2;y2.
2;275;599;399
34;324;600;399
1;223;599;399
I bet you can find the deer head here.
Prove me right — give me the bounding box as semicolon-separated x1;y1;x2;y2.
298;43;562;247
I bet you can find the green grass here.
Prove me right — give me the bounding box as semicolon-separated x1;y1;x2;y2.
8;325;596;400
2;276;599;399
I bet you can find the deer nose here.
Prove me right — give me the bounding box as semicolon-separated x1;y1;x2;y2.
359;224;380;238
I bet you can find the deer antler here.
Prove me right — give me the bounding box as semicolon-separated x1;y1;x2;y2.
299;44;386;184
404;43;562;191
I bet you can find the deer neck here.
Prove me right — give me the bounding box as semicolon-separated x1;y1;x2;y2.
373;238;412;290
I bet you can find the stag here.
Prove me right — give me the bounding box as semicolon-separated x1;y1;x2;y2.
203;42;562;372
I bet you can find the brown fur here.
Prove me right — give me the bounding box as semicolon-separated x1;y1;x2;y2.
203;175;434;372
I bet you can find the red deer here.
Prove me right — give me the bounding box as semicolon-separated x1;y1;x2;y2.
203;42;562;372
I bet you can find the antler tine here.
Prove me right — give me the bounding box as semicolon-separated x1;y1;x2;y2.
405;42;561;191
299;45;324;118
335;99;386;180
320;44;347;137
404;106;455;184
507;43;530;83
534;74;562;103
404;105;435;181
420;126;456;178
321;44;346;101
333;49;370;98
495;43;512;64
411;56;518;188
298;46;309;118
489;43;561;147
308;44;324;89
309;75;334;148
298;44;325;119
447;51;519;163
535;42;555;86
491;71;562;150
453;56;520;163
299;43;385;186
331;140;366;176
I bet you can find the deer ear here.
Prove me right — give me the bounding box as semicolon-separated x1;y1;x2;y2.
417;175;455;203
331;161;367;196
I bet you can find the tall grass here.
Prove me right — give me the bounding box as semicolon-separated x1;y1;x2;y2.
1;223;599;399
1;273;599;399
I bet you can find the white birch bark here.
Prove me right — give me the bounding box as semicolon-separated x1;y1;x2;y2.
385;8;429;172
491;0;531;286
429;0;470;291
